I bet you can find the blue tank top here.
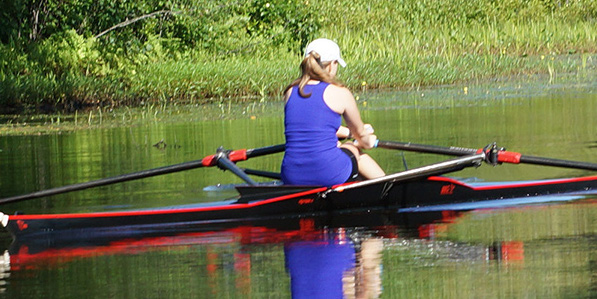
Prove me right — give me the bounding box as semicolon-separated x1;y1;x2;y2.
281;82;352;186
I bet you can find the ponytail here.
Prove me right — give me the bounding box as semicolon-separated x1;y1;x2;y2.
284;51;345;98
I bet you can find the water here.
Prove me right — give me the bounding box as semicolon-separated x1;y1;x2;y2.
0;75;596;298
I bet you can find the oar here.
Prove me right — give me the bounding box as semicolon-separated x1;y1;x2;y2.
0;144;285;205
376;140;597;171
327;153;485;194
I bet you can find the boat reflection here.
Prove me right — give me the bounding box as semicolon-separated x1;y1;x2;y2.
5;208;454;258
2;207;527;297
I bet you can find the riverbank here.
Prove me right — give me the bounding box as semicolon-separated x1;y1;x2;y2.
2;67;597;136
1;0;596;113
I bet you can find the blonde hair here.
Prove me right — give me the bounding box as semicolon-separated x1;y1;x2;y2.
284;51;345;98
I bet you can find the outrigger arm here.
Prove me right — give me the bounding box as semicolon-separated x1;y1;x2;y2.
212;147;258;186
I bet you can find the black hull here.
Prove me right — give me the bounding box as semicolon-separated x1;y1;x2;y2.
3;175;597;241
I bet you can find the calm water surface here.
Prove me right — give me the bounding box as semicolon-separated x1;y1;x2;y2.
0;76;596;298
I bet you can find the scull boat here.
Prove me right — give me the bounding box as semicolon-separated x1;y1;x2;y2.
1;141;596;242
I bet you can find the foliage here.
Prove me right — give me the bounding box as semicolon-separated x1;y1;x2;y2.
0;0;319;111
1;0;596;112
242;0;320;51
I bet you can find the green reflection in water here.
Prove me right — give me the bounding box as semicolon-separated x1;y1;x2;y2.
382;201;596;299
0;116;286;214
446;202;596;243
5;244;291;298
2;202;594;298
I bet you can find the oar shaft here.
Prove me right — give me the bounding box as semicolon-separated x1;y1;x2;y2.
242;169;282;180
246;144;285;158
377;140;597;171
0;143;287;205
0;160;206;205
519;155;597;171
376;140;476;156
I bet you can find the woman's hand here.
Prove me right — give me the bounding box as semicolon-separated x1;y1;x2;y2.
356;134;378;149
336;126;351;139
338;124;373;140
349;124;377;149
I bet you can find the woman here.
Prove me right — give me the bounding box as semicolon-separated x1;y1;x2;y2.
281;38;385;186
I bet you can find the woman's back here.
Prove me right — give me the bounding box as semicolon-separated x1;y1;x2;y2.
281;82;352;186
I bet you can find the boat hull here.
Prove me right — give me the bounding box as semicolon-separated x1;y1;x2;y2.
3;175;597;241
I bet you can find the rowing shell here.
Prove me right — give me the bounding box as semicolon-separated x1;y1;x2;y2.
3;174;596;241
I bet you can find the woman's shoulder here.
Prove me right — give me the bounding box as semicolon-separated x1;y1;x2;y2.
324;84;354;99
323;84;355;113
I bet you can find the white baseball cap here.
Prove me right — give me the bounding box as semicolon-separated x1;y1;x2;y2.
304;38;346;67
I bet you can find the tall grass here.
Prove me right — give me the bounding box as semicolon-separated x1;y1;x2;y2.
1;0;596;112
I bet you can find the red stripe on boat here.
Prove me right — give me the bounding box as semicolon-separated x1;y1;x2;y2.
8;186;329;221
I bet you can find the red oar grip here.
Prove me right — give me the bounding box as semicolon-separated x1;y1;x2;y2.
476;148;522;164
229;149;248;162
201;149;248;167
497;151;522;164
202;155;217;167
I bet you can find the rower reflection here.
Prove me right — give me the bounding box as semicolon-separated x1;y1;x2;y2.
0;251;8;294
284;229;383;299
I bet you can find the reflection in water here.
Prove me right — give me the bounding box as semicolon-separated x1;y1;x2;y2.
205;248;253;296
351;238;383;299
2;200;596;298
284;229;384;299
285;233;357;298
490;241;524;263
2;209;433;298
0;251;8;293
1;207;521;298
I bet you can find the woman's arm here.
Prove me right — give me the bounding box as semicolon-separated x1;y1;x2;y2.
324;85;377;149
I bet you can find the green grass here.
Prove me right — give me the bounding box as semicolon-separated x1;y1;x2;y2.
1;0;597;112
